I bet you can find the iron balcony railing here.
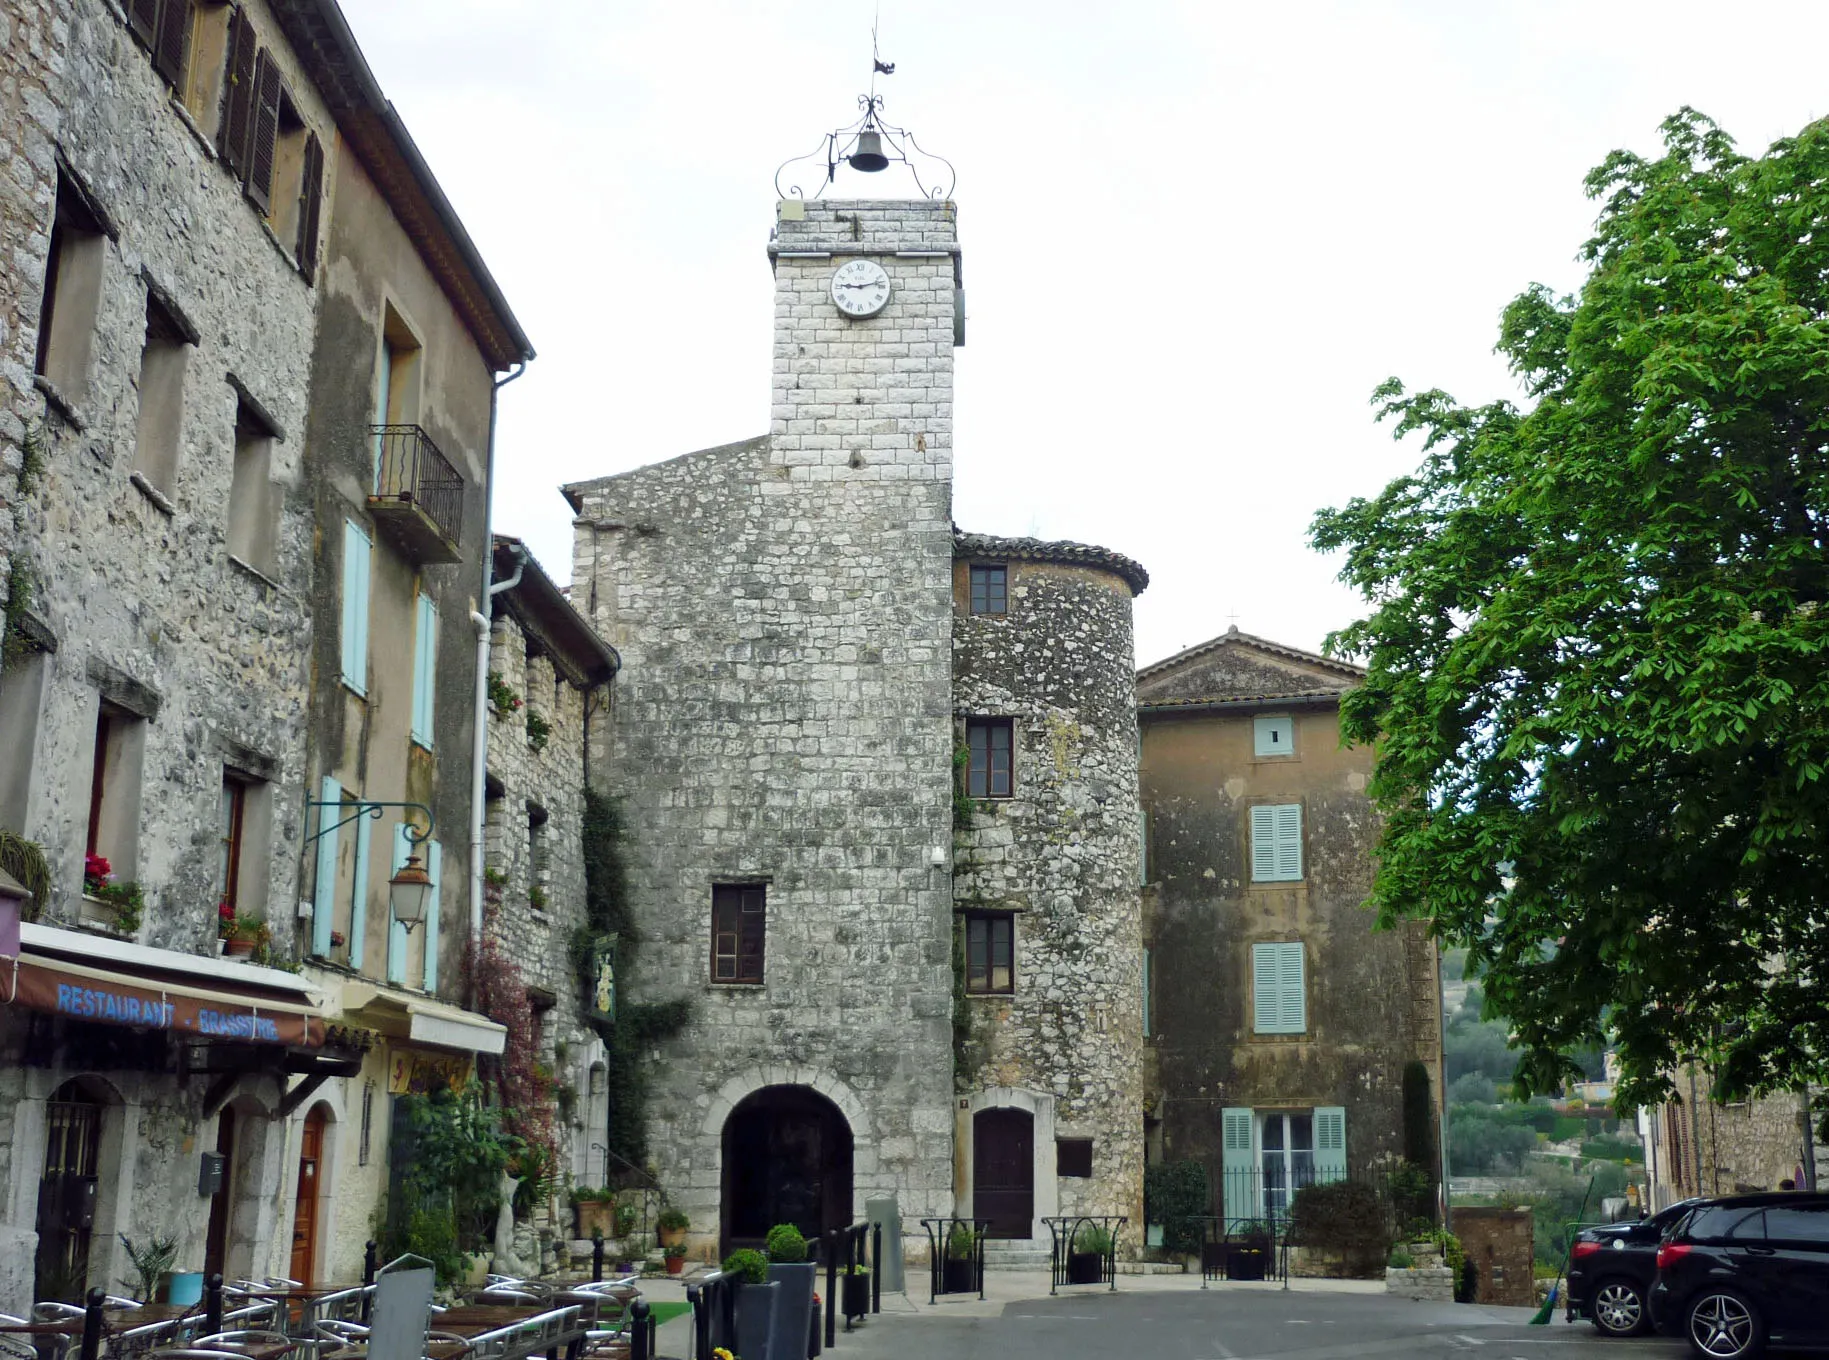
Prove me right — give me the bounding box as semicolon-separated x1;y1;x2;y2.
369;424;463;554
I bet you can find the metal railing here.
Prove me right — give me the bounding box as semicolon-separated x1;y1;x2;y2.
918;1218;989;1304
1041;1215;1125;1295
370;424;463;550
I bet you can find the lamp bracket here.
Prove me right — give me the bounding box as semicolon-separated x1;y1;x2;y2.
303;800;435;847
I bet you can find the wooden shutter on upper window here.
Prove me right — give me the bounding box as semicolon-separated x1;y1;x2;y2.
153;0;191;89
296;131;324;278
218;7;257;175
244;50;282;212
129;0;161;49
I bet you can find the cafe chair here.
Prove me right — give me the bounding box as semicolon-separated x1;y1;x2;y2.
0;1331;38;1360
144;1349;252;1360
191;1331;291;1350
29;1305;86;1323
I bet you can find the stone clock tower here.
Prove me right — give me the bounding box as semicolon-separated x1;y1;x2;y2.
564;199;966;1253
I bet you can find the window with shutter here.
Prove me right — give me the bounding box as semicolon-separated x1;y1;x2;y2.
154;0;191;88
1313;1107;1347;1183
129;0;161;49
1220;1107;1254;1230
422;840;442;992
296;131;324;278
1250;802;1303;882
244;50;281;212
411;592;437;748
348;791;371;971
1252;941;1306;1034
387;824;411;986
710;884;765;984
340;520;370;695
217;7;257;176
310;776;340;957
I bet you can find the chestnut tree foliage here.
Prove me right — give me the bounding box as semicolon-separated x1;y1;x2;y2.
1312;110;1829;1109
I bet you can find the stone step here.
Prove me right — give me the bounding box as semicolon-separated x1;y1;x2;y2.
981;1241;1052;1270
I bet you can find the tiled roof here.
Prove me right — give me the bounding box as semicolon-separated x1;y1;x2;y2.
1138;689;1348;714
1136;626;1364;682
953;529;1149;596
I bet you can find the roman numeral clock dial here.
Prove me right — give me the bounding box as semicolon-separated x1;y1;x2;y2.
831;259;891;318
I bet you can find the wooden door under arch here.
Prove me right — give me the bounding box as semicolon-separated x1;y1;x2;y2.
973;1107;1034;1239
289;1108;326;1286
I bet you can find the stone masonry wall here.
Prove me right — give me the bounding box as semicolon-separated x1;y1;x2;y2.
481;598;608;1192
569;197;960;1253
952;551;1145;1235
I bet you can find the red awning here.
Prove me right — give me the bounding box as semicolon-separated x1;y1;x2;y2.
5;955;325;1048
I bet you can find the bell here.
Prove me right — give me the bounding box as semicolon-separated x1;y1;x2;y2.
849;130;889;173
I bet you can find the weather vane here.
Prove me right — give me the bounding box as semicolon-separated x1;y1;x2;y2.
774;12;955;201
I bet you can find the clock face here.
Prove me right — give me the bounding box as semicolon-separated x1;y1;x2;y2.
831;259;891;318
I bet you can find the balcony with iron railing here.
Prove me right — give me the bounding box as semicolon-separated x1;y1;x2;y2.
368;424;464;564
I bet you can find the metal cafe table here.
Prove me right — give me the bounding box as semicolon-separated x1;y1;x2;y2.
425;1305;589;1360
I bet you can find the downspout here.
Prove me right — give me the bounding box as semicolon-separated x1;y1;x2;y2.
469;360;527;949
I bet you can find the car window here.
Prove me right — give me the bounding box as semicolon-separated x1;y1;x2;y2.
1684;1207;1741;1240
1725;1210;1766;1240
1764;1205;1829;1243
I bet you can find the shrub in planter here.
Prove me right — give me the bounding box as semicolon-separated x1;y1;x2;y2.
942;1223;980;1294
765;1223;808;1262
570;1187;616;1238
1388;1249;1416;1270
1287;1179;1392;1278
1225;1222;1270;1281
721;1248;770;1285
663;1245;686;1276
1144;1159;1210;1258
658;1207;690;1249
841;1266;870;1319
1068;1224;1111;1285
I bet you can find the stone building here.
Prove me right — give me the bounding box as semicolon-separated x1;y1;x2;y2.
1640;1073;1816;1206
564;197;1147;1260
1136;627;1443;1229
0;0;531;1307
479;535;619;1205
951;532;1147;1254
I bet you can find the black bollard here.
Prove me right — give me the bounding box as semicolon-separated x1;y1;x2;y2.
78;1289;104;1360
824;1231;838;1350
628;1300;652;1360
363;1240;378;1286
871;1223;882;1314
592;1235;604;1283
204;1274;224;1336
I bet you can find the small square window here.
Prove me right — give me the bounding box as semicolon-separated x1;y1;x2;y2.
711;883;766;984
964;911;1015;994
1057;1138;1094;1178
969;564;1007;616
1254;716;1294;758
966;718;1014;798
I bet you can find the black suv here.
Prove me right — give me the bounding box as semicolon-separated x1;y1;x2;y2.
1648;1192;1829;1358
1567;1197;1705;1336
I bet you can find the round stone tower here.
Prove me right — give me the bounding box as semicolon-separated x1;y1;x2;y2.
949;530;1149;1253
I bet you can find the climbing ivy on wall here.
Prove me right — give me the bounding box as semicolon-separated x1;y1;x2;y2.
575;787;691;1168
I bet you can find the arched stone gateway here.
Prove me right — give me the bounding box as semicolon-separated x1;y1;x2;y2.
720;1085;853;1255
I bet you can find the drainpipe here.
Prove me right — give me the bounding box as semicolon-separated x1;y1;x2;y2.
468;361;527;949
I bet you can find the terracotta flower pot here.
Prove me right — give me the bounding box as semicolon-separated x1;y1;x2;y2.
223;936;257;957
658;1225;687;1249
665;1255;685;1276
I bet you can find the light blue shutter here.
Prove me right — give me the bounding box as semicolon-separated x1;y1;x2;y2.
340;521;370;694
410;593;437;747
1314;1107;1347;1183
1221;1108;1254;1231
348;798;371;971
311;776;340;955
1274;804;1303;881
1278;942;1307;1033
1250;805;1276;881
423;840;441;993
387;824;410;984
1252;942;1281;1033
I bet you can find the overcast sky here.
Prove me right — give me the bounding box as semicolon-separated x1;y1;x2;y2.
342;1;1829;668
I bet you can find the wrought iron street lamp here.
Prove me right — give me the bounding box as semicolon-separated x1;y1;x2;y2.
303;798;436;934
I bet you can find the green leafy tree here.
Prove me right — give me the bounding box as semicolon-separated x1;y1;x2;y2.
1312;108;1829;1107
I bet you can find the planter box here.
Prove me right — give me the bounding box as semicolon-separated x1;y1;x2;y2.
941;1257;977;1295
840;1271;870;1320
766;1262;815;1360
573;1201;615;1239
1066;1251;1103;1285
1225;1244;1268;1281
78;895;127;934
734;1279;779;1360
1385;1263;1455;1302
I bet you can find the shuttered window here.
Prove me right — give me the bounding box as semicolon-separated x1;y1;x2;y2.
154;0;191;87
217;6;257;176
340;520;370;695
711;884;765;985
1314;1106;1347;1182
129;0;161;49
1249;803;1303;882
310;775;340;957
296;131;324;279
1252;941;1306;1034
411;592;437;748
244;50;282;213
1220;1107;1254;1230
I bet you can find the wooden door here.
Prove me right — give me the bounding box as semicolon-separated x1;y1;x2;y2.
973;1108;1034;1239
289;1108;326;1287
204;1108;235;1279
34;1087;103;1300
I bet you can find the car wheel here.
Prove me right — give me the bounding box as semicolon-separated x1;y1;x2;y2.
1590;1277;1646;1337
1685;1290;1765;1359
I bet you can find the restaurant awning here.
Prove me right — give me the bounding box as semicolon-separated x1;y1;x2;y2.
4;924;329;1048
341;981;506;1056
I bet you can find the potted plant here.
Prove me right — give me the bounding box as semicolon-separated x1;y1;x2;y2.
764;1223;807;1262
943;1223;979;1295
841;1265;870;1320
764;1225;816;1360
221;912;269;958
663;1244;687;1276
118;1232;178;1303
614;1197;639;1240
82;855;143;934
658;1206;690;1249
1225;1220;1270;1281
1067;1223;1111;1285
570;1186;615;1239
722;1249;776;1360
